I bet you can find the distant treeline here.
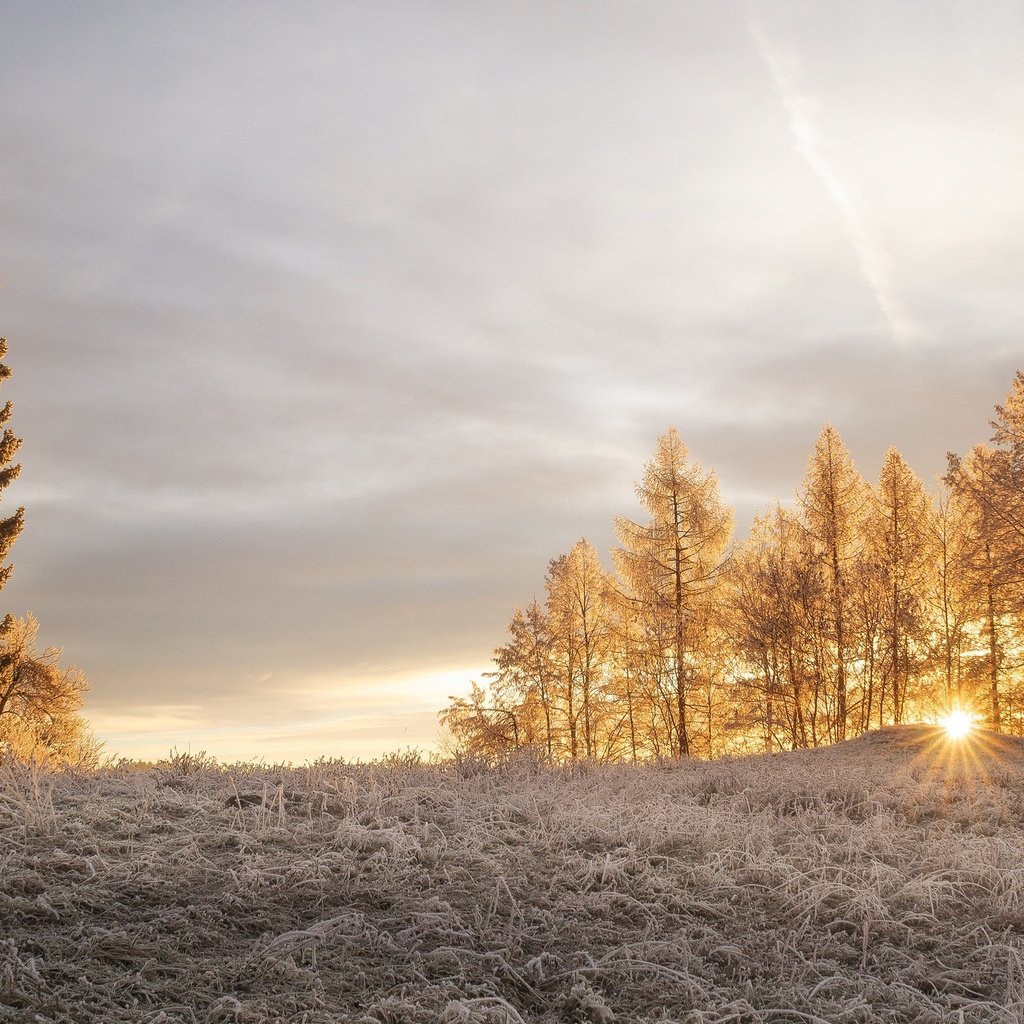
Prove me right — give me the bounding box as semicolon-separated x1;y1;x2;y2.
442;371;1024;761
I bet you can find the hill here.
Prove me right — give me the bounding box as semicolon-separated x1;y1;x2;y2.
2;727;1024;1023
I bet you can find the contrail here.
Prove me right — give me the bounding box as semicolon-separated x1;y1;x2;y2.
749;18;917;346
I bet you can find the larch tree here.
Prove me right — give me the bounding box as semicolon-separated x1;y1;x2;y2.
605;586;645;763
493;600;557;759
946;372;1024;732
866;448;934;725
614;428;733;757
445;370;1024;760
545;539;615;761
990;370;1024;563
798;425;869;743
727;505;816;751
946;444;1017;732
925;483;973;709
439;679;523;760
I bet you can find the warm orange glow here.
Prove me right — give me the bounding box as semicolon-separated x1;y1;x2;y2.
940;709;974;741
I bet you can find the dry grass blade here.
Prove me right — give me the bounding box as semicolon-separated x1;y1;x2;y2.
1;725;1023;1022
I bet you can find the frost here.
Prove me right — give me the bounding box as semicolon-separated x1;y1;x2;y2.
1;726;1024;1022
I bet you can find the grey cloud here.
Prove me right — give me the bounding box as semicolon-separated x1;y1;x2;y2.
1;1;1022;758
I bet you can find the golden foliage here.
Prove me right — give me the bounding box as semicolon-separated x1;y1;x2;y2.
445;372;1024;761
0;614;100;768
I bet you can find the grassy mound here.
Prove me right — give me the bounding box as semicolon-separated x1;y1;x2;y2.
2;727;1024;1023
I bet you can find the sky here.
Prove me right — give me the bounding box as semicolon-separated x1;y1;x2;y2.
1;1;1022;763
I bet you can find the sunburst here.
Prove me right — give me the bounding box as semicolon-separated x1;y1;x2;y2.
939;709;974;741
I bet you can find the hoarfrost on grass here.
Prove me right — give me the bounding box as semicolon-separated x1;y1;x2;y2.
2;726;1024;1022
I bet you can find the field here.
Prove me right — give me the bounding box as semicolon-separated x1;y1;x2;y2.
3;726;1024;1024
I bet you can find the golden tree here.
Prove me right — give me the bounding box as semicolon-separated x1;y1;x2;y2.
798;425;869;742
0;615;99;766
865;448;934;725
545;539;616;761
726;505;818;750
615;429;733;757
946;444;1020;731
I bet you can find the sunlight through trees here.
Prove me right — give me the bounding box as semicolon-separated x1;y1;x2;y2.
444;372;1024;760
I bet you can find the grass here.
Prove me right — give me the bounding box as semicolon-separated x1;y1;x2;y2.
2;726;1024;1022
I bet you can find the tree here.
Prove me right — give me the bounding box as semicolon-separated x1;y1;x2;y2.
493;600;557;759
989;370;1024;565
946;444;1019;731
615;429;733;757
439;679;524;760
946;372;1024;732
865;448;934;725
798;425;869;742
0;338;24;589
446;373;1024;759
545;539;615;760
0;615;99;767
727;505;816;750
0;337;97;766
924;483;973;710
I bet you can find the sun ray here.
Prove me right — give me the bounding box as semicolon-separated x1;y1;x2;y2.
940;709;974;741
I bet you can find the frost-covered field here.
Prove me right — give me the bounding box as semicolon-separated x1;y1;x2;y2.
3;727;1024;1024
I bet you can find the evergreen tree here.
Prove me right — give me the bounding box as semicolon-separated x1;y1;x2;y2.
0;338;24;589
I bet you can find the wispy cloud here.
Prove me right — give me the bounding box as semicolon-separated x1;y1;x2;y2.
749;16;918;346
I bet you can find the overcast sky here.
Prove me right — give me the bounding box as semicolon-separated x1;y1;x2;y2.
1;1;1022;761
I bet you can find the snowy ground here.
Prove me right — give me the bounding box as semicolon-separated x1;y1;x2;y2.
3;726;1024;1023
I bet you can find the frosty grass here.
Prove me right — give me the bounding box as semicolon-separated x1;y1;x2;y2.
3;725;1024;1023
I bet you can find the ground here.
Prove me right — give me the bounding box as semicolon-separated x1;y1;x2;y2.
2;726;1024;1023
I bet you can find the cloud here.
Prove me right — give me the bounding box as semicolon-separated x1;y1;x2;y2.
748;15;918;347
1;2;1022;761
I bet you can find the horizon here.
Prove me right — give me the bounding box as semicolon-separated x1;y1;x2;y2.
2;2;1023;762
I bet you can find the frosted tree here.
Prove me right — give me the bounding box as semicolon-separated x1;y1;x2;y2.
615;429;733;757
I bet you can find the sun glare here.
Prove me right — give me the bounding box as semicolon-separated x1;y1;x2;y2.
940;709;974;741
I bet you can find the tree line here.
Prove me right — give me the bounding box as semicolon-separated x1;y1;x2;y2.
442;371;1024;761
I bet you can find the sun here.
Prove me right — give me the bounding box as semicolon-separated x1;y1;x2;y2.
940;708;974;741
